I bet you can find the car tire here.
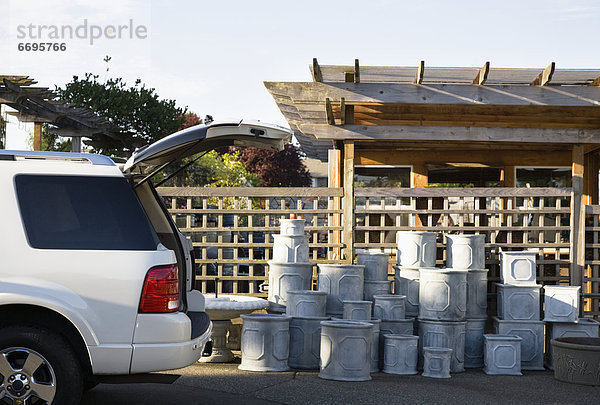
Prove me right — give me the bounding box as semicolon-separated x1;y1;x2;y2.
0;325;83;405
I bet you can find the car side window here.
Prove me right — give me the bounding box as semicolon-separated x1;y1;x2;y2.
15;174;159;250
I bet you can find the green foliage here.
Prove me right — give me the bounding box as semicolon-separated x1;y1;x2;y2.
26;124;72;152
57;73;186;156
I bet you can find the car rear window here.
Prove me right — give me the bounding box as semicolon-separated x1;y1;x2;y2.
15;174;159;250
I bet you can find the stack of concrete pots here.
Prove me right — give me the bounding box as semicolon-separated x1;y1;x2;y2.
543;285;599;370
267;219;313;313
447;234;488;369
493;251;544;371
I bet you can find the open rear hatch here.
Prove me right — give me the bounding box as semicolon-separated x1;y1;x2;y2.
123;120;293;179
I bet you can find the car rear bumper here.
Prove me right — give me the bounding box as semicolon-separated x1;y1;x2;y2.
130;316;212;373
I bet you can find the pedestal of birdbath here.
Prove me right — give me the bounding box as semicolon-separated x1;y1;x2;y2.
200;295;268;363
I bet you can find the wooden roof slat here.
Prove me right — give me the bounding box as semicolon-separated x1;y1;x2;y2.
530;62;555;86
473;62;490;85
354;59;360;84
312;58;323;82
414;61;424;84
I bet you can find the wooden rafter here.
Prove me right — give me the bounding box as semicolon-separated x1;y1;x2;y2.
312;58;323;82
414;61;425;84
325;97;335;125
340;98;346;125
473;61;490;85
530;62;555;86
354;59;360;84
590;76;600;86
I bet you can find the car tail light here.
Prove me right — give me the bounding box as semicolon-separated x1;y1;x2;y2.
139;264;179;313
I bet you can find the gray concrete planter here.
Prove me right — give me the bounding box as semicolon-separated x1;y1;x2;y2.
493;316;544;370
545;318;600;370
318;264;365;316
289;316;329;370
380;318;416;338
239;314;292;372
373;294;406;321
543;286;581;323
419;268;467;322
500;251;537;285
366;318;381;372
383;334;419;375
446;234;485;270
267;262;313;312
393;266;421;317
397;231;437;268
279;219;306;236
466;269;488;319
356;252;390;281
272;234;309;263
422;347;452;379
464;318;487;368
364;280;391;301
285;290;327;317
418;319;466;373
343;300;372;321
496;283;541;321
552;337;600;386
483;334;522;376
319;320;373;381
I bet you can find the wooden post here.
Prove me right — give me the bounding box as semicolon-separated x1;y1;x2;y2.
584;152;599;205
33;122;42;151
412;163;428;227
570;145;585;313
342;141;355;263
328;149;342;260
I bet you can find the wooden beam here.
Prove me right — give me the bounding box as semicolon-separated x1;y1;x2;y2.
328;149;342;260
590;76;600;86
312;58;323;82
33;122;42;151
300;123;600;144
342;141;355;263
325;98;335;125
414;61;425;84
354;59;360;84
530;62;555;86
570;144;585;312
584;151;599;205
340;98;346;125
412;163;428;188
473;61;490;85
344;72;355;83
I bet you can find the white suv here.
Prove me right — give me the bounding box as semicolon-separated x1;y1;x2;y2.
0;120;292;404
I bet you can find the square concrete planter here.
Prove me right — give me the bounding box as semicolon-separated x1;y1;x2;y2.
373;294;406;321
493;316;544;370
543;286;580;323
383;334;419;375
356;252;390;281
419;268;467;322
483;334;522;376
545;318;600;370
500;251;537;285
343;300;372;321
422;347;452;379
496;283;541;321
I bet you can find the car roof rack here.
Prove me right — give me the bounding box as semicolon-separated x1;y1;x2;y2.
0;150;116;166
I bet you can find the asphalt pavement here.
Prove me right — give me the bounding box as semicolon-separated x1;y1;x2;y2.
81;357;600;405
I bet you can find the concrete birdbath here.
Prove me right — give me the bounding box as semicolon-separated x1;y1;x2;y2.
200;294;268;363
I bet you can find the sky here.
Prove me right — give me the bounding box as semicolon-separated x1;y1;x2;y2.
1;0;600;150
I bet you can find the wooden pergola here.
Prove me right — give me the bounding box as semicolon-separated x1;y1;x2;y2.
265;59;600;296
0;76;120;152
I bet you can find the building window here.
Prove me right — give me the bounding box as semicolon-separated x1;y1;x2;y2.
354;165;411;188
516;168;571;188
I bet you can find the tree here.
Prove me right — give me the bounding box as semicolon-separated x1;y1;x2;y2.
27;124;72;152
57;73;186;156
234;144;311;187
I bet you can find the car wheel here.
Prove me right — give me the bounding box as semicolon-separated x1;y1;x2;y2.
0;325;83;405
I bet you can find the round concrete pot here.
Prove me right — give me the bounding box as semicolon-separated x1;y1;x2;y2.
419;268;467;322
279;219;306;236
364;280;391;302
466;269;488;319
239;314;292;372
267;262;313;312
383;334;419;375
397;231;437;268
366;319;381;373
393;266;421;317
272;234;309;263
373;294;406;321
319;320;373;381
343;300;372;321
356;252;390;281
288;316;329;370
418;319;466;373
285;290;327;317
552;337;600;386
317;264;365;316
464;318;487;368
446;234;485;270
